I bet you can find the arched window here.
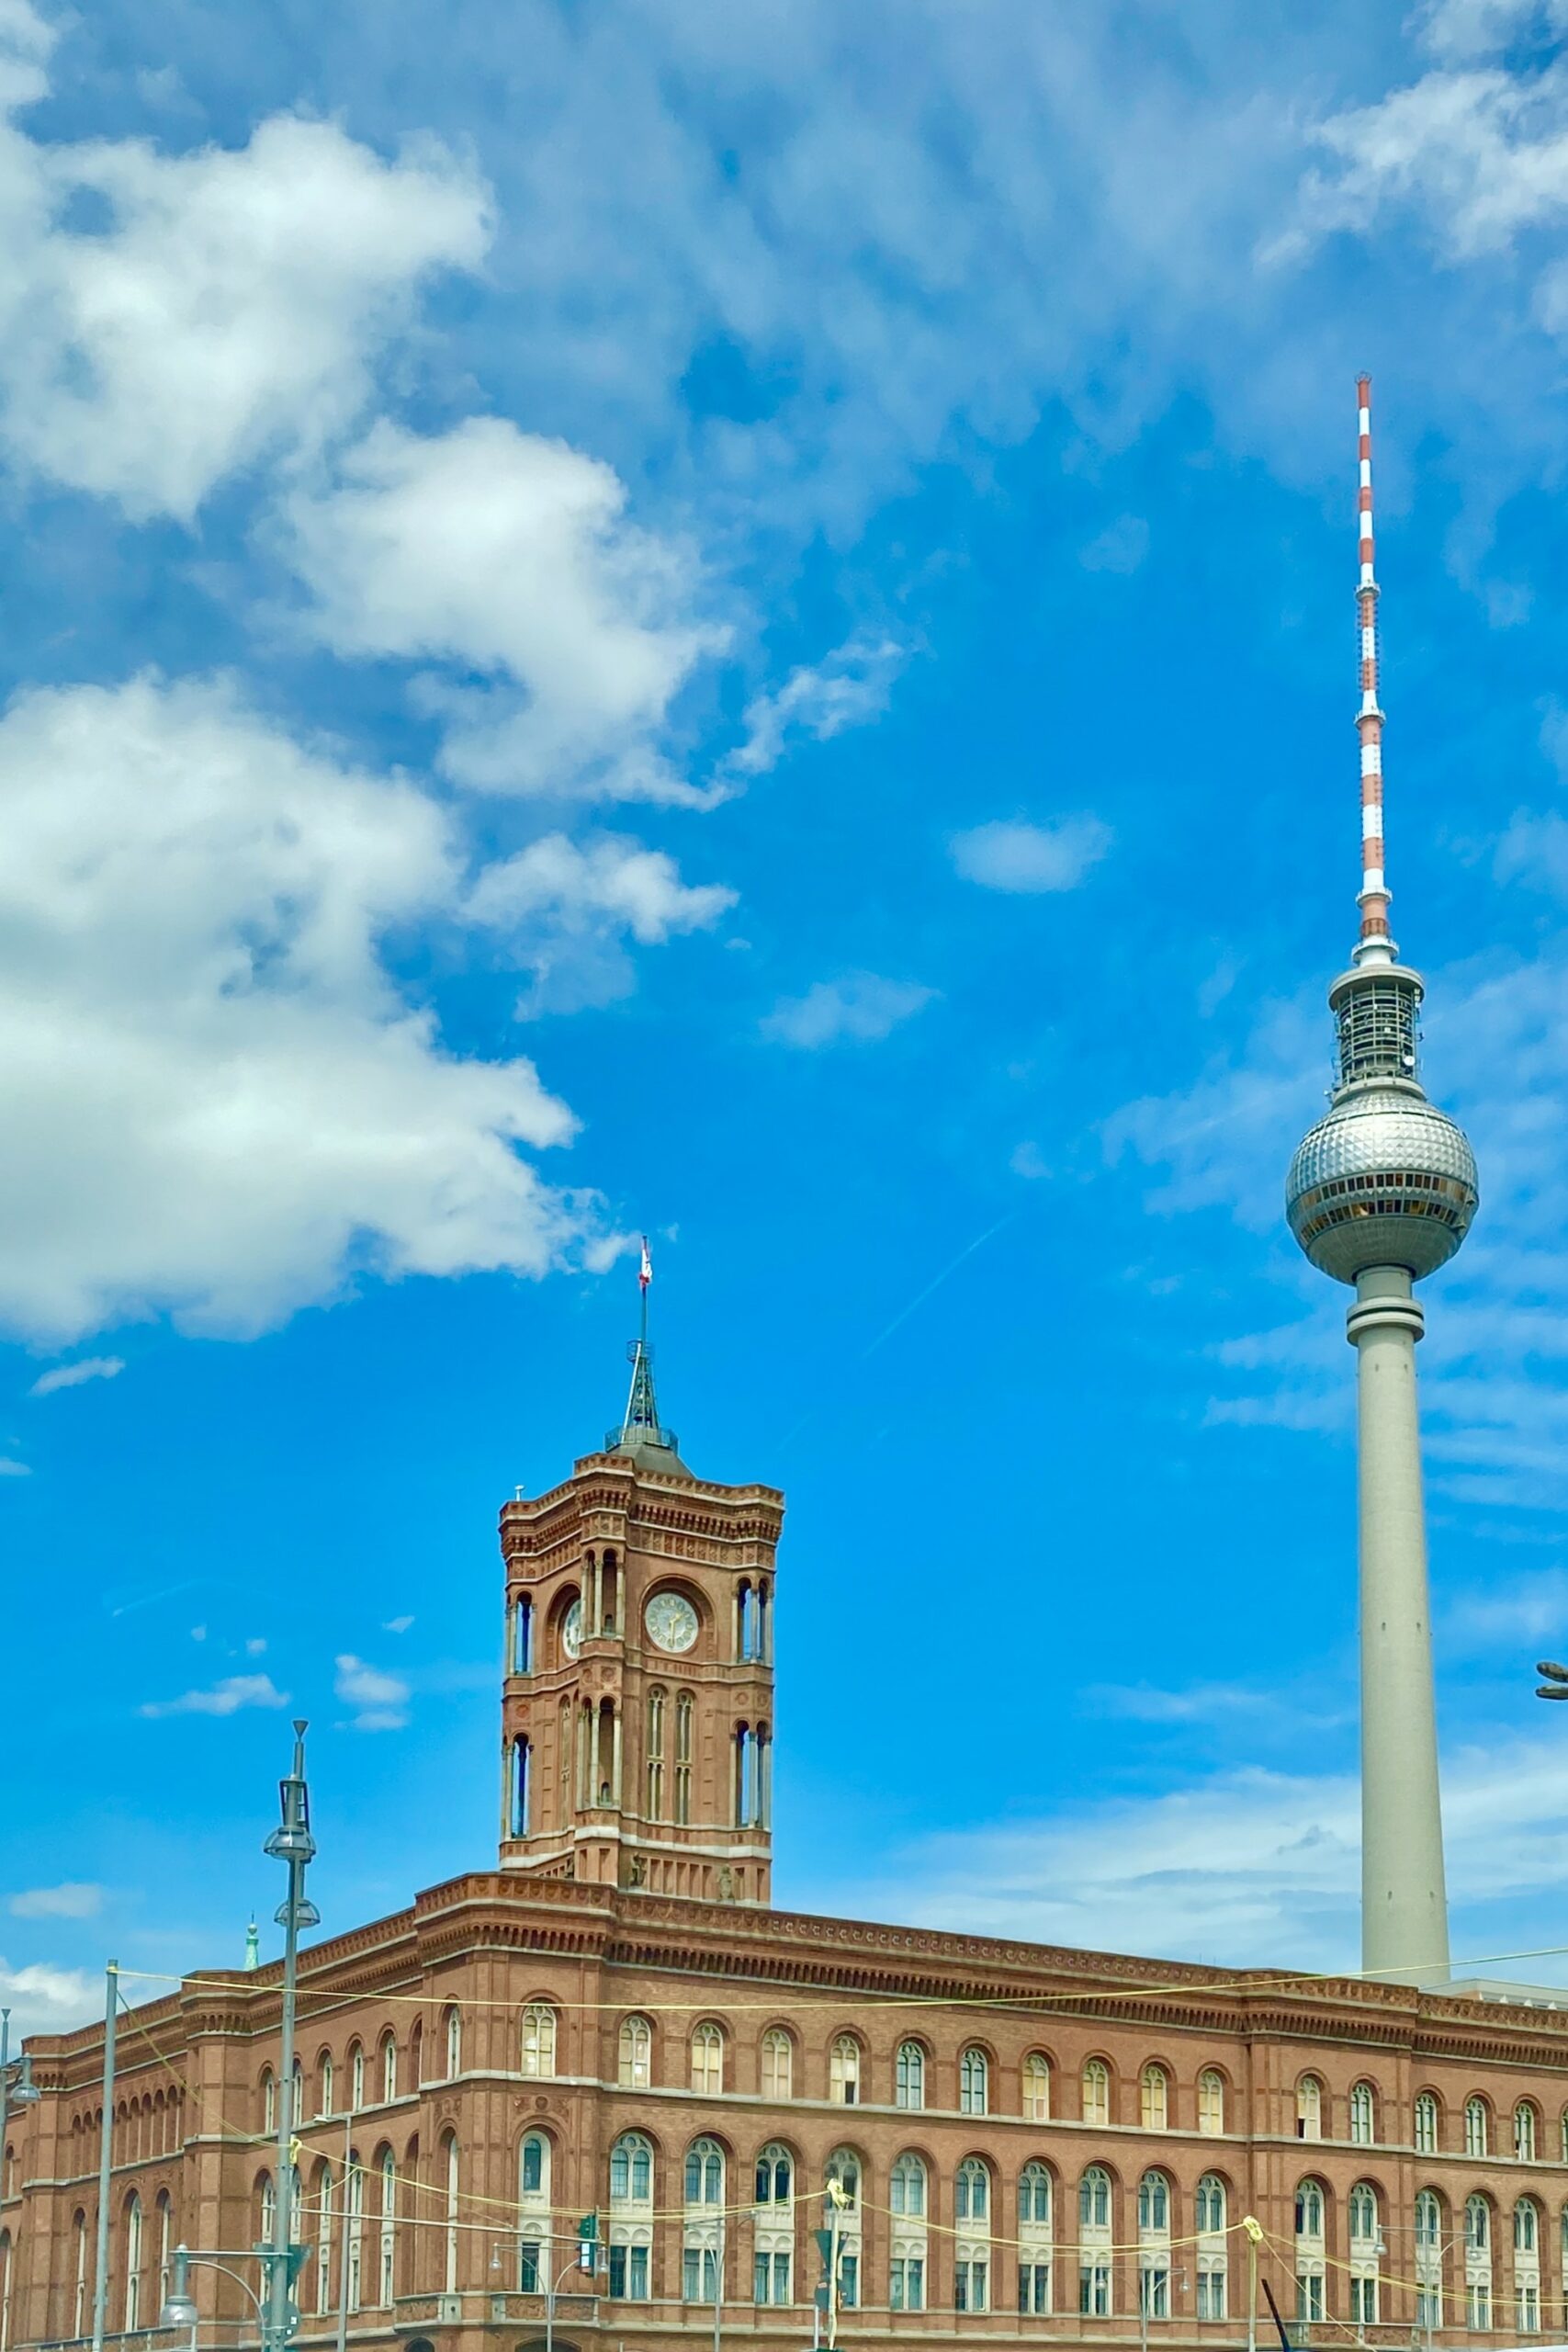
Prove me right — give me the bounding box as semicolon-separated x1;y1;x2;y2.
315;2052;333;2118
829;2035;861;2106
674;1692;694;1824
691;2022;724;2097
1137;2171;1170;2233
316;2166;335;2315
520;2003;557;2077
890;2152;926;2217
380;2035;397;2105
1416;2188;1442;2248
291;2056;303;2128
262;2069;276;2133
1079;2165;1111;2231
1349;2183;1381;2327
1349;2081;1375;2144
684;2137;724;2206
1198;2069;1224;2135
520;2132;550;2203
512;1594;532;1674
348;2042;365;2111
610;2132;653;2204
826;2150;861;2210
1517;2102;1540;2163
896;2041;926;2110
646;1688;666;1818
1295;2180;1325;2239
754;2143;792;2205
1349;2183;1378;2244
445;2007;461;2079
1081;2059;1111;2126
509;1736;530;1839
618;2015;651;2090
1296;2075;1322;2140
1023;2052;1051;2121
1019;2162;1051;2226
72;2210;87;2336
124;2195;143;2331
378;2148;397;2306
761;2029;793;2100
960;2047;988;2117
1140;2064;1168;2132
1197;2175;1226;2233
1415;2091;1438;2154
1517;2197;1540;2253
955;2156;988;2224
1466;2193;1491;2255
260;2173;277;2245
441;2136;458;2294
1466;2097;1489;2158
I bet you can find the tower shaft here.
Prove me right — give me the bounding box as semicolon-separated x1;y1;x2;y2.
1350;1265;1449;1979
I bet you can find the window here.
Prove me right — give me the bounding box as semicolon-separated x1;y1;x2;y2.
890;2257;925;2312
1140;2064;1169;2132
520;2003;557;2077
518;2240;542;2294
512;1594;532;1674
609;2133;653;2204
1295;2180;1325;2240
1198;2267;1227;2321
378;2151;397;2306
829;2035;861;2105
1198;2069;1224;2136
1296;2076;1322;2141
1082;2059;1111;2126
1467;2283;1492;2331
826;2151;860;2210
291;2057;303;2127
1019;2261;1052;2315
1349;2183;1378;2245
753;2252;791;2305
1466;2097;1489;2158
1517;2198;1539;2254
262;2069;276;2134
1023;2052;1051;2121
682;2246;720;2304
1020;2162;1051;2226
956;2157;989;2224
1138;2171;1169;2233
1416;2091;1438;2154
1079;2262;1112;2318
754;2143;792;2206
960;2047;989;2117
890;2154;926;2218
690;2021;724;2097
441;2139;458;2296
1350;2274;1380;2326
1080;2167;1111;2231
445;2007;461;2079
508;1736;530;1838
897;2040;926;2110
618;2015;652;2090
1197;2175;1225;2234
685;2137;723;2205
349;2043;364;2111
1416;2190;1441;2248
260;2174;276;2245
318;2053;334;2117
1140;2264;1170;2319
1466;2194;1491;2255
1418;2287;1442;2332
520;2134;547;2199
1517;2103;1540;2163
1296;2275;1325;2324
646;1688;665;1819
607;2244;649;2301
1520;2282;1541;2332
761;2029;793;2100
380;2035;397;2105
954;2258;988;2312
124;2195;142;2332
1349;2081;1375;2144
674;1692;694;1825
316;2170;334;2314
838;2254;859;2311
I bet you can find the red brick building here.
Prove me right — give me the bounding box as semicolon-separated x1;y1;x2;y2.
5;1367;1568;2352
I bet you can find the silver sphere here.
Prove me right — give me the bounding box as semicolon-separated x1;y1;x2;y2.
1286;1084;1479;1285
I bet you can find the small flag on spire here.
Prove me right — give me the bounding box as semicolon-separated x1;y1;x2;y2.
638;1235;652;1292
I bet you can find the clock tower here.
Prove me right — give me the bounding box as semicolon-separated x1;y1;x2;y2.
497;1326;783;1902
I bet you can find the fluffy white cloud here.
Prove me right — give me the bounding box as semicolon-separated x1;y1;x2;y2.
334;1653;410;1733
28;1355;124;1397
0;1455;29;1476
0;1956;100;2039
468;831;736;1013
7;1881;101;1918
0;673;602;1340
281;417;724;802
0;17;489;520
140;1671;288;1719
761;971;935;1048
951;816;1112;894
726;635;906;777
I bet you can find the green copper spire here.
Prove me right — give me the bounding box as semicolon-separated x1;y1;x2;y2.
243;1917;260;1971
604;1237;691;1476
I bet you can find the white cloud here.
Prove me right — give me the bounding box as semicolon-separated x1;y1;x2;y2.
383;1614;415;1634
0;1956;100;2039
28;1355;124;1397
951;816;1112;895
468;831;735;1013
244;1636;266;1656
1079;514;1149;574
334;1652;410;1732
0;73;489;519
140;1671;288;1719
761;971;935;1049
7;1881;101;1918
0;1454;29;1476
1414;0;1568;62
0;672;604;1341
726;635;905;776
281;417;725;803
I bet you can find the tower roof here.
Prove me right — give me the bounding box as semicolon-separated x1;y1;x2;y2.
604;1334;693;1478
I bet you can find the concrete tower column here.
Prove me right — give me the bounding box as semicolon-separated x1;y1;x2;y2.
1348;1264;1449;1981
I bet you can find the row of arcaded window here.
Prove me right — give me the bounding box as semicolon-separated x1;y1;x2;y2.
1296;2075;1559;2159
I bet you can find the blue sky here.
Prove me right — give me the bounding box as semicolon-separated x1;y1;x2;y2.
6;0;1568;2037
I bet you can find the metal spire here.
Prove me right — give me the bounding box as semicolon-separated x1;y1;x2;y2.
604;1236;686;1470
1354;374;1393;966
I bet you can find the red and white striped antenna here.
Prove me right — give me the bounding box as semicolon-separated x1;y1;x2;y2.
1354;374;1393;963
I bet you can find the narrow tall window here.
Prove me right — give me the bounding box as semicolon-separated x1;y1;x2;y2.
1416;2190;1441;2250
829;2036;861;2105
349;2043;364;2111
73;2211;87;2337
1349;2081;1375;2144
1416;2091;1438;2154
691;2022;724;2096
262;2070;276;2134
1296;2076;1322;2141
1466;2097;1489;2158
955;2157;988;2223
1197;2174;1226;2233
1517;2198;1540;2254
1020;2162;1052;2225
445;2007;461;2079
378;2151;396;2306
960;2047;988;2117
761;2030;793;2100
618;2015;652;2090
1079;2166;1111;2230
381;2036;397;2104
685;2138;724;2205
1295;2180;1325;2239
521;2003;557;2077
1517;2103;1540;2163
509;1736;530;1838
610;2133;654;2202
891;2154;926;2217
1137;2171;1169;2233
646;1689;666;1819
1023;2052;1051;2121
674;1693;694;1825
124;2195;143;2331
754;2143;793;2205
1466;2195;1491;2256
1082;2059;1111;2126
1198;2069;1224;2135
1349;2184;1378;2245
897;2041;926;2111
1140;2064;1168;2132
512;1595;532;1674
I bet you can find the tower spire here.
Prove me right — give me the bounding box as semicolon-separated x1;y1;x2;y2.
604;1236;689;1475
1354;374;1393;966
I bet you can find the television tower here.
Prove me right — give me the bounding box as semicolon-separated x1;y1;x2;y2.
1284;378;1479;1983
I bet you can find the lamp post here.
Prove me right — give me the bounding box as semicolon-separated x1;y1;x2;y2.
1536;1661;1568;1703
263;1722;318;2352
157;2242;268;2352
0;2008;40;2223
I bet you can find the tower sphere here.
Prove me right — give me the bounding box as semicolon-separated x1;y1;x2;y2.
1286;1078;1478;1286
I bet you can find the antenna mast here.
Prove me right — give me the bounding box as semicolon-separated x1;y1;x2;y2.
1355;374;1393;965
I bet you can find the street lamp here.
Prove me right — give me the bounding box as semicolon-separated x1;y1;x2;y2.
263;1721;318;2352
0;2007;41;2208
157;2243;269;2351
1537;1662;1568;1702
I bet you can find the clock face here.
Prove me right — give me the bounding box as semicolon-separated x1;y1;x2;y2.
644;1590;699;1654
561;1598;584;1660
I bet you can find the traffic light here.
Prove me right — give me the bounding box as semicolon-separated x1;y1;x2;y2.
577;2211;600;2273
